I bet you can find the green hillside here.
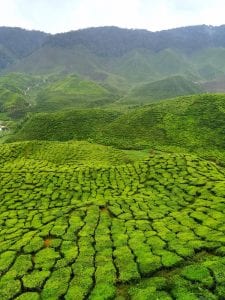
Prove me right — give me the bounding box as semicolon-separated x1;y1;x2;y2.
102;94;225;158
0;72;120;122
11;94;225;163
119;76;203;105
10;109;121;141
9;42;225;92
9;45;101;76
34;74;117;111
9;45;200;87
5;26;225;92
0;73;44;119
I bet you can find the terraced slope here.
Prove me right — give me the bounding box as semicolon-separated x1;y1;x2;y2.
1;147;225;299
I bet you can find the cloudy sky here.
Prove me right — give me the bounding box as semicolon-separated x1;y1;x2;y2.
0;0;225;33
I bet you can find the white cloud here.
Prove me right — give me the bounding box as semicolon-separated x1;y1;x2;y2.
69;0;144;30
0;0;33;29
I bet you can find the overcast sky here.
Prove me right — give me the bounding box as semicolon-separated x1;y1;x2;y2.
0;0;225;33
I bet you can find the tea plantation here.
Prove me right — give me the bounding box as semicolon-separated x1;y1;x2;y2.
1;141;225;299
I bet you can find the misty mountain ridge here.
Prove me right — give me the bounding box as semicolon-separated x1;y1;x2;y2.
1;24;225;89
1;24;225;112
2;24;225;56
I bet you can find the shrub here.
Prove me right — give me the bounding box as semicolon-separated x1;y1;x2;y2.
23;236;43;253
155;250;183;267
61;240;78;263
15;292;40;300
22;270;50;289
95;262;116;284
0;277;21;300
181;265;213;287
114;246;140;282
137;253;161;275
9;254;33;277
89;283;116;300
0;251;16;273
65;275;93;300
34;248;60;269
41;267;71;299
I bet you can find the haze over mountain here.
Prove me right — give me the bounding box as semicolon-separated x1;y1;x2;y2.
2;16;225;299
1;25;225;88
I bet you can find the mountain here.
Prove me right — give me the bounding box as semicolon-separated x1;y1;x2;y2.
2;25;225;90
118;75;203;105
43;25;225;56
0;27;47;69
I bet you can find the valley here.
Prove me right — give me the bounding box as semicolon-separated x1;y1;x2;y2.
1;25;225;299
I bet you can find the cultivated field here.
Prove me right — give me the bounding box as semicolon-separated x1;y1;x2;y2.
1;146;225;299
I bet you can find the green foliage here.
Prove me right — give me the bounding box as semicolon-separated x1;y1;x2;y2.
23;236;43;253
34;248;60;270
156;250;183;267
9;254;33;277
89;283;116;300
0;149;225;298
10;93;225;166
0;73;44;119
0;140;148;167
15;292;40;300
34;74;116;112
41;267;71;299
11;109;121;142
2;26;225;300
22;270;50;289
101;94;225;154
0;251;16;273
181;264;213;287
120;75;203;105
0;277;21;300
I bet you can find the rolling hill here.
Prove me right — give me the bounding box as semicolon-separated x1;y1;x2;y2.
9;109;121;141
102;94;225;157
33;74;117;112
119;76;203;105
8;93;225;164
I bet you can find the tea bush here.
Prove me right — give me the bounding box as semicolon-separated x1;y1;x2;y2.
0;149;225;298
